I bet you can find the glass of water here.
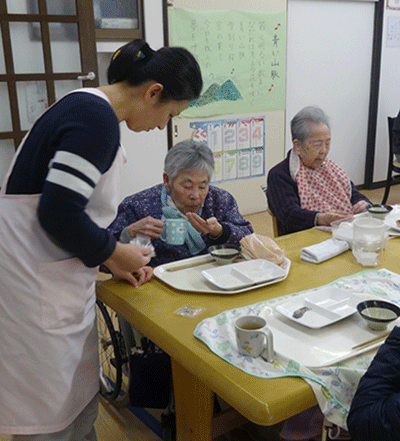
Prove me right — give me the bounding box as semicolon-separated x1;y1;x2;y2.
352;217;388;266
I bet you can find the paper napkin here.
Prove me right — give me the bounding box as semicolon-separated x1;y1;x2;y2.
300;238;349;264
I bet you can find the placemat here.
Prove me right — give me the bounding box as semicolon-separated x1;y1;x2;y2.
194;269;400;429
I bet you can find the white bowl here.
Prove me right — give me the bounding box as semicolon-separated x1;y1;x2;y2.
367;204;393;220
357;299;400;330
208;244;241;265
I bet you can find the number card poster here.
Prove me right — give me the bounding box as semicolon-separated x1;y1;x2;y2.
191;117;265;183
169;8;286;118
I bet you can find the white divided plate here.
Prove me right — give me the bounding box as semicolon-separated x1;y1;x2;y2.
261;293;399;368
153;255;291;294
276;286;359;328
385;217;400;232
201;259;287;290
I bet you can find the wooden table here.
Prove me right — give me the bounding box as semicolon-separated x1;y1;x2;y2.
96;228;400;440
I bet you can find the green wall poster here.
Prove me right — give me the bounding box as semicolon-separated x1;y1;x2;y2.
169;8;287;118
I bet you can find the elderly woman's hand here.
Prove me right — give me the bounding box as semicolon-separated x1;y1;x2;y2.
352;200;370;214
316;212;349;227
126;216;164;239
186;212;223;237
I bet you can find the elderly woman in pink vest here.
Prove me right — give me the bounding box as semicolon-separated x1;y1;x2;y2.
267;106;371;236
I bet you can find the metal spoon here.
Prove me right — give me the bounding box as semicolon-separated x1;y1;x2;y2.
292;306;311;319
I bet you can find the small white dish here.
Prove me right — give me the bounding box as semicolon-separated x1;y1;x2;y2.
385;217;400;232
201;259;286;290
276;287;359;328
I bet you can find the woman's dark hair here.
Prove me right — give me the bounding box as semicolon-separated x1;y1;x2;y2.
107;39;202;102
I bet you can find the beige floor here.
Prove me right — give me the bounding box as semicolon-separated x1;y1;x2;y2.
1;184;399;441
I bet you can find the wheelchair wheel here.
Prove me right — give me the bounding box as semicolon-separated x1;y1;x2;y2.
113;316;134;407
96;299;123;402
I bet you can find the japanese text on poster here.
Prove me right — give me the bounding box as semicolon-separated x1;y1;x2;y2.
169;8;286;117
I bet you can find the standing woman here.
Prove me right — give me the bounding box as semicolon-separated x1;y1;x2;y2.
0;39;202;440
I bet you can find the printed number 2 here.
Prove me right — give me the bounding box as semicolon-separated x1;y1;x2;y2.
224;128;235;145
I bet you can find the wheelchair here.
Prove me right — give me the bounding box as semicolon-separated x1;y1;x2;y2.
96;299;176;440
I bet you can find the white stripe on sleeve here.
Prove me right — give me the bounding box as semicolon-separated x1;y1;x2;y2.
52;151;101;184
46;168;94;199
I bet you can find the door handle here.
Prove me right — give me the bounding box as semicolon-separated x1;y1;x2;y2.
77;71;96;81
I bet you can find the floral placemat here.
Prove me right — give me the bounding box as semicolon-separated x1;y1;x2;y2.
194;269;400;429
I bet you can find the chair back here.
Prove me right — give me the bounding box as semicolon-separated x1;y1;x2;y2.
260;184;280;237
388;116;395;159
381;116;397;205
267;209;280;238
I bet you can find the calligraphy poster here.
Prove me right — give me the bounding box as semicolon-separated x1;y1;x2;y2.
169;8;287;117
191;117;265;183
387;16;400;47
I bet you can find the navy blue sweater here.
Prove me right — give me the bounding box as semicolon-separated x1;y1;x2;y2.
348;326;400;441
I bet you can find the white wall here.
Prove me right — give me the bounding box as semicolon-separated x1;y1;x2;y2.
286;0;376;186
374;5;400;182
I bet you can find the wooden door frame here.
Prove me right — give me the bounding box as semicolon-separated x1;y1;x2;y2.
0;0;98;147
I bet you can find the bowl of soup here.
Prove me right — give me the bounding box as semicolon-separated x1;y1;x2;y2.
208;244;241;265
357;299;400;330
367;204;393;220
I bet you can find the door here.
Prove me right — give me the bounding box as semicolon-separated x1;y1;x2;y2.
0;0;98;184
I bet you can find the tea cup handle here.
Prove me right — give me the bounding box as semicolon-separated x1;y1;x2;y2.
260;327;274;363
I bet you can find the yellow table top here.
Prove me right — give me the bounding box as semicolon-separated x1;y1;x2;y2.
96;228;400;425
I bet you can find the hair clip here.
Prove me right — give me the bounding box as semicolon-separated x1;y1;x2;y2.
136;50;145;60
112;48;122;61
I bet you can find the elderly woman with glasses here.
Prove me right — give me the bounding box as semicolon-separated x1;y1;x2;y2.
266;106;370;236
106;139;253;268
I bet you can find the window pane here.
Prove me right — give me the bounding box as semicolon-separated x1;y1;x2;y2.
55;80;82;101
0;83;12;131
94;0;139;30
24;0;75;15
50;23;81;73
0;139;16;187
47;0;76;15
10;23;45;74
16;81;48;131
6;0;33;13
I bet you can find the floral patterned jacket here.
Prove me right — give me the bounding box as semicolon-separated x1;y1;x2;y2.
107;184;253;267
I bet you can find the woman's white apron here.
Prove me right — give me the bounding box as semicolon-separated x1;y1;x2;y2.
0;89;125;434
